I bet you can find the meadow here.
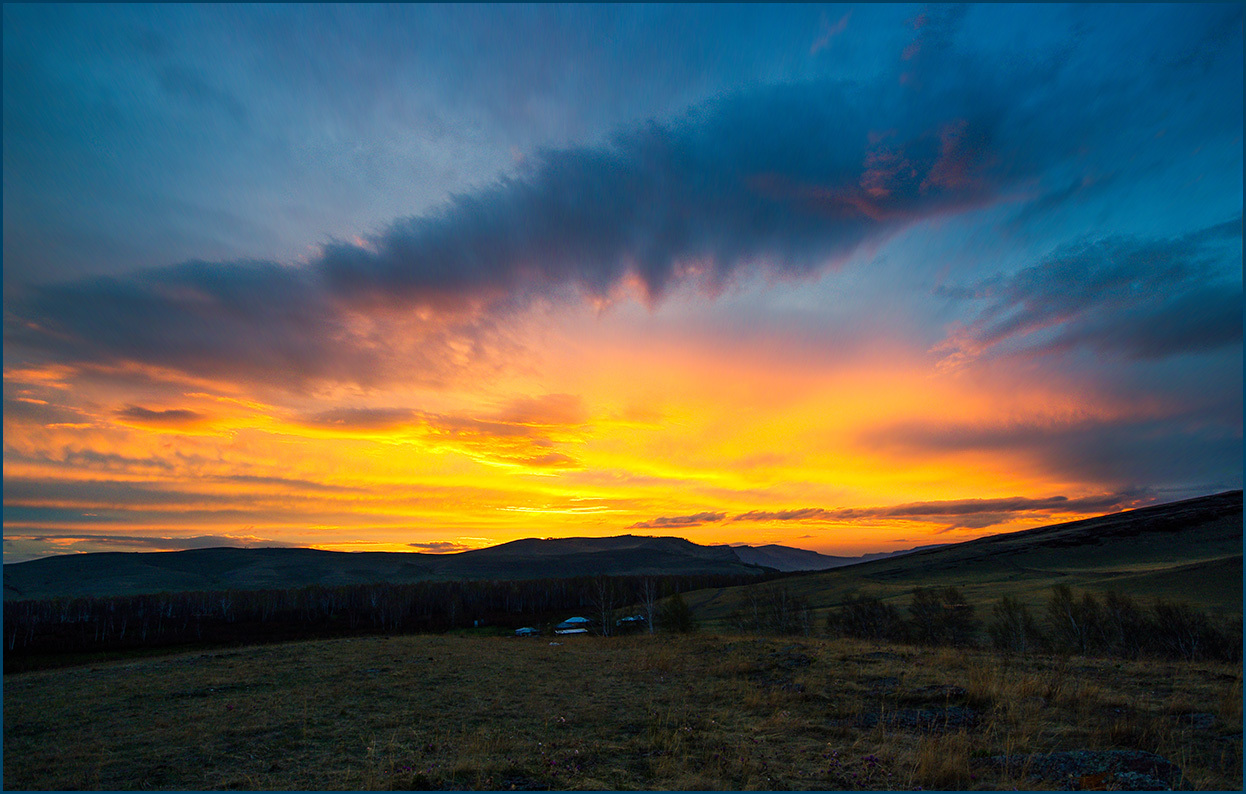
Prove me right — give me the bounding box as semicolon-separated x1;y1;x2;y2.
689;493;1244;627
4;632;1241;790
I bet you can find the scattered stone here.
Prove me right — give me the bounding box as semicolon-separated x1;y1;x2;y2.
981;749;1183;790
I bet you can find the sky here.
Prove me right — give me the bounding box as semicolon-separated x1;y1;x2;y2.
3;3;1242;564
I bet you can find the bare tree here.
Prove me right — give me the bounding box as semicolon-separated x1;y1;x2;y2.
639;578;659;634
589;575;620;637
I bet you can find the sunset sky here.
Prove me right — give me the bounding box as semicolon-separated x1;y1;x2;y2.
3;4;1242;564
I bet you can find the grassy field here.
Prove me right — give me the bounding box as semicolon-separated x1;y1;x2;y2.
687;494;1243;628
4;632;1241;790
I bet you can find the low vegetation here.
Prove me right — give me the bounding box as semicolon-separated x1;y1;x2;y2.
688;492;1244;626
4;632;1240;790
822;585;1242;663
3;572;754;672
4;494;1240;789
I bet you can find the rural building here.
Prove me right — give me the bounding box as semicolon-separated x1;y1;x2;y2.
554;616;591;634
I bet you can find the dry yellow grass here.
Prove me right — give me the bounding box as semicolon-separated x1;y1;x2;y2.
4;633;1241;790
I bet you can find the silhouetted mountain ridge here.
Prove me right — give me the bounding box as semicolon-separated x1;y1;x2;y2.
730;543;948;572
2;534;766;601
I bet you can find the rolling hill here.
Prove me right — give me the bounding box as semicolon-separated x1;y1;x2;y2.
730;543;947;572
687;490;1244;624
6;492;1240;609
2;534;771;601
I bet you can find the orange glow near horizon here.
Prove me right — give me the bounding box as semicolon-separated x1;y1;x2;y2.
2;295;1169;563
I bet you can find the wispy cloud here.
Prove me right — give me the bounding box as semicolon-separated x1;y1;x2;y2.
115;405;210;427
407;540;476;553
861;409;1242;493
2;532;291;563
629;491;1151;534
628;511;727;529
809;11;850;55
934;220;1243;368
297;396;588;469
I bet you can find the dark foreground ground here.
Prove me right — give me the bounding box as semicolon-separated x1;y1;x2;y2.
3;633;1241;790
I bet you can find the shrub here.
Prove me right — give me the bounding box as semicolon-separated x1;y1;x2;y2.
1044;586;1240;662
987;595;1045;654
827;593;907;642
729;584;813;636
1046;584;1105;655
657;592;697;633
1100;590;1149;659
1150;598;1215;661
908;586;980;647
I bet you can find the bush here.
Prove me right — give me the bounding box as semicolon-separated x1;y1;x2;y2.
1100;591;1149;659
728;584;813;636
987;595;1045;654
1046;584;1105;655
1043;586;1240;662
656;592;697;633
827;593;908;642
1150;598;1215;661
908;586;980;647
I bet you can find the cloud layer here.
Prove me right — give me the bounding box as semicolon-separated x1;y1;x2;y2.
10;71;1046;389
936;220;1243;367
631;491;1151;534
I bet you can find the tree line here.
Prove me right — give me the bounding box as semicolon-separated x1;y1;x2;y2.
2;571;760;670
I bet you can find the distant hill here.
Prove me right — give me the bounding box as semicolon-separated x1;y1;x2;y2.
688;491;1244;623
2;534;769;601
731;543;947;572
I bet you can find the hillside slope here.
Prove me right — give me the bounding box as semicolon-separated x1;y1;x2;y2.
688;491;1244;623
731;543;947;572
2;535;768;601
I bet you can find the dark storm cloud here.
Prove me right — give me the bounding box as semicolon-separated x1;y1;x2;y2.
8;260;377;386
9;71;1050;387
937;223;1242;365
628;511;727;529
318;78;1012;306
